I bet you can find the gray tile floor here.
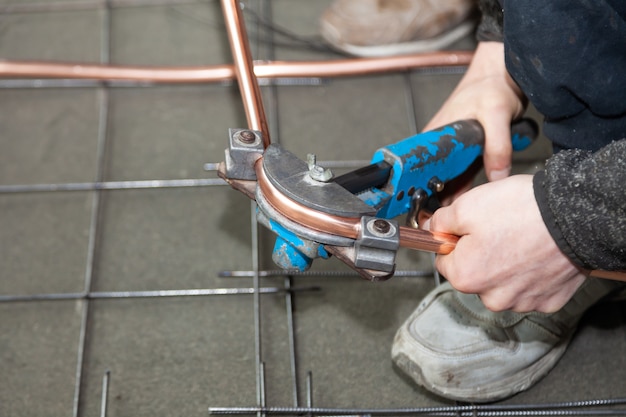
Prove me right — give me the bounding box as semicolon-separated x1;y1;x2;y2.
1;1;625;416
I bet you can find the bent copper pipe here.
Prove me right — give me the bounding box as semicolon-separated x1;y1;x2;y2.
255;159;626;279
254;158;459;255
0;52;472;82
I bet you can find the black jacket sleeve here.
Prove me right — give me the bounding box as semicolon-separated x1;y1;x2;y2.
476;0;504;42
533;139;626;271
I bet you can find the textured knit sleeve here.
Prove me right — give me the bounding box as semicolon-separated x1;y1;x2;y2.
533;139;626;271
476;0;504;42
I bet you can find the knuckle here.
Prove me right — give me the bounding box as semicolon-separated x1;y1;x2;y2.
481;295;509;312
486;141;512;160
447;271;477;294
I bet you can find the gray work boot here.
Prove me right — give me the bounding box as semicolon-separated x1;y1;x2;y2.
319;0;478;57
391;279;624;402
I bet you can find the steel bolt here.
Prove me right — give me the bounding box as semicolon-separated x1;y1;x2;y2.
428;176;445;193
372;219;391;234
238;130;257;144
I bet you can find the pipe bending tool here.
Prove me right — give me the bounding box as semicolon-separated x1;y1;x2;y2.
218;119;538;281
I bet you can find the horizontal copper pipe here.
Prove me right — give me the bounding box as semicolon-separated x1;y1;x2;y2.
0;60;235;82
255;158;458;255
0;52;472;83
400;228;458;254
588;269;626;281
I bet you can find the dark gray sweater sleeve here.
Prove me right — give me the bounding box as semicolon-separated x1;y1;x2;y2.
533;139;626;271
476;0;504;42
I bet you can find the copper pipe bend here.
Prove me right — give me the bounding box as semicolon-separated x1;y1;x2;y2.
255;158;458;255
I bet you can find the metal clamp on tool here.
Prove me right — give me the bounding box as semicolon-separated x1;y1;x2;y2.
224;128;265;180
354;217;400;273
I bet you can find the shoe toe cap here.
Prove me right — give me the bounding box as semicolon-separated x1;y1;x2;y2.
391;285;569;402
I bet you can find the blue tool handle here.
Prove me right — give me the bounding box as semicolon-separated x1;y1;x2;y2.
369;118;538;218
451;118;537;151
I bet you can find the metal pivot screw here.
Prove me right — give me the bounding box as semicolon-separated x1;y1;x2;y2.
372;219;390;234
307;154;333;182
428;176;445;193
366;218;396;237
235;129;259;146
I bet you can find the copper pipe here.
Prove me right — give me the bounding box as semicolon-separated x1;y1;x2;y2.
255;159;458;255
0;60;236;82
0;52;472;83
588;269;626;281
259;51;472;77
399;228;458;254
220;0;271;147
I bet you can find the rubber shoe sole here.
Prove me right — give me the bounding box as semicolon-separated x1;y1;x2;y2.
321;19;476;57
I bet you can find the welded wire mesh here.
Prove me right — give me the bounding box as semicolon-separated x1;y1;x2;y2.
1;1;625;417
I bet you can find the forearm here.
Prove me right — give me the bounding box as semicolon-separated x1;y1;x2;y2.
533;139;626;271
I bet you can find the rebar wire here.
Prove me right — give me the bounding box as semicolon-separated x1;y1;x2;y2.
256;1;298;406
208;396;626;416
218;269;433;278
72;3;113;415
305;371;313;411
0;0;211;13
100;370;111;417
284;277;299;407
208;408;626;416
0;286;320;303
251;198;265;414
0;178;225;194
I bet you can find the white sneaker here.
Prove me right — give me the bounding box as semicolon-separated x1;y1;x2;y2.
391;279;624;402
319;0;478;57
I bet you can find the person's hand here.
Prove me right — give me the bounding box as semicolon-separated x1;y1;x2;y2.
424;42;527;182
424;174;587;313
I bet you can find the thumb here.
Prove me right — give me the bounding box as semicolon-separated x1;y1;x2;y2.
480;110;513;182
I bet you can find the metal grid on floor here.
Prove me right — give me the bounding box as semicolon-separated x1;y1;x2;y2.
2;1;626;416
0;2;435;415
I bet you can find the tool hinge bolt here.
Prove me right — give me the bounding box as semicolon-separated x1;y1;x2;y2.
428;176;445;193
372;219;391;234
235;129;260;146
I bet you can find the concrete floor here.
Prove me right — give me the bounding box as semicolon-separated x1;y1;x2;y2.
1;1;625;416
